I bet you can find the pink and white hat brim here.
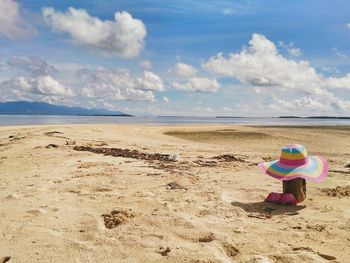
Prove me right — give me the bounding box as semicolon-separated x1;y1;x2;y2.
258;156;328;182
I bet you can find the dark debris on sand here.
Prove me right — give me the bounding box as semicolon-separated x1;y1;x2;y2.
102;209;135;229
45;144;58;149
194;160;217;167
197;232;215;242
0;256;11;263
44;131;63;136
159;247;171;256
213;154;245;162
65;140;76;145
166;181;187;190
320;186;350;198
74;146;177;162
44;131;69;139
306;224;326;232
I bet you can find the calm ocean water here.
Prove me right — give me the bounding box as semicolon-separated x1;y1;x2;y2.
0;115;350;126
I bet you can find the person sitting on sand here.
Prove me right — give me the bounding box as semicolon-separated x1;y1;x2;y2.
258;144;328;205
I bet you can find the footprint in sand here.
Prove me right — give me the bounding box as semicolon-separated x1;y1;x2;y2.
247;255;273;263
272;248;337;262
3;193;22;200
221;241;240;258
26;208;47;216
197;232;215;242
292;247;337;261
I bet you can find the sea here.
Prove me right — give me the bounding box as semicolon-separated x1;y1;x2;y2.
0;115;350;126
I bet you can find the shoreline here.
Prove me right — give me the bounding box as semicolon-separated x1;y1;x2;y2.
1;123;350;131
1;115;350;128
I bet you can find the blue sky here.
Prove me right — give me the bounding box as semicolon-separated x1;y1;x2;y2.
0;0;350;116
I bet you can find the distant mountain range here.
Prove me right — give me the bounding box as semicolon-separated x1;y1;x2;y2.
0;101;132;116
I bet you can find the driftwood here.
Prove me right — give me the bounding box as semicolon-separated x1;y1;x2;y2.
283;178;307;203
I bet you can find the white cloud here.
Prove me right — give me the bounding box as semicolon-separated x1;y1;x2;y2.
0;55;73;102
279;41;301;57
43;7;147;58
78;68;166;101
223;8;235;15
268;92;350;115
139;60;152;69
170;62;198;78
0;75;73;102
191;106;214;114
172;77;220;93
346;23;350;29
136;71;164;91
8;56;56;76
203;33;350;93
325;74;350;89
201;33;350;115
0;0;35;39
227;93;350;117
332;47;348;59
12;75;72;96
162;96;170;103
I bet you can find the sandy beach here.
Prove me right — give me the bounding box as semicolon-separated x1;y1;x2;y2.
0;124;349;262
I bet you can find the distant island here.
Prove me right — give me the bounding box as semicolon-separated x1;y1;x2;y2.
279;116;350;119
0;101;132;116
215;116;350;119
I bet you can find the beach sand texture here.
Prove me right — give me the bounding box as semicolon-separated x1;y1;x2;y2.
0;124;349;262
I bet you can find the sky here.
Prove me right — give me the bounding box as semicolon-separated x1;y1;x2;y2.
0;0;350;117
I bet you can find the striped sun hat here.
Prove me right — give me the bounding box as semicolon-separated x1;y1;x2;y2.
258;144;328;182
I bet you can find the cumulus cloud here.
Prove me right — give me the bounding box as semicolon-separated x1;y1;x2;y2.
279;41;301;57
172;77;220;93
170;62;198;78
229;91;350;117
332;47;348;59
0;55;73;102
8;56;56;76
42;7;147;58
3;75;72;96
0;0;35;39
136;71;164;91
77;68;166;101
203;33;350;93
268;92;350;115
139;60;152;70
200;33;350;115
0;75;73;103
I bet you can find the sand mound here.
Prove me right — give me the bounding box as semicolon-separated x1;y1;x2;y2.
165;130;273;142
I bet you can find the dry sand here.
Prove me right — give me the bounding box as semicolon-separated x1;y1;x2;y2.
0;124;349;262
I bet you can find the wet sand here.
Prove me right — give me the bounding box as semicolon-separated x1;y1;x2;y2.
0;124;349;262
